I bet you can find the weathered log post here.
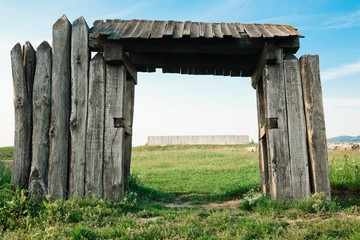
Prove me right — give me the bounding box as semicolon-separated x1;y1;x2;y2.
29;41;52;199
48;15;72;198
69;16;90;198
85;53;106;198
300;55;331;198
11;43;34;188
283;54;310;200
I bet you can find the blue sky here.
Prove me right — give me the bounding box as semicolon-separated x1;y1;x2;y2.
0;0;359;146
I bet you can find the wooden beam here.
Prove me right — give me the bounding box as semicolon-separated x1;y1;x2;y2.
103;64;126;201
69;16;90;198
11;43;32;189
48;15;72;198
29;41;52;199
251;42;282;89
85;53;106;198
103;44;137;83
284;54;310;200
300;55;331;198
259;118;278;139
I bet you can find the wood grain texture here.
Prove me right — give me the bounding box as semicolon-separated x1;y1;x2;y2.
284;54;310;200
204;23;213;38
23;42;36;108
213;23;223;38
69;16;90;198
85;53;106;198
150;20;167;38
173;21;184;38
103;64;126;201
29;41;52;199
48;15;72;198
264;64;292;200
11;43;32;188
123;77;135;181
190;22;200;38
300;55;331;198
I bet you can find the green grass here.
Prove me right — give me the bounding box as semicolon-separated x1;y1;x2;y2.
1;145;360;239
0;146;13;161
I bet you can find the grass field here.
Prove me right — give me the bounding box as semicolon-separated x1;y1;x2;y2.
1;144;360;239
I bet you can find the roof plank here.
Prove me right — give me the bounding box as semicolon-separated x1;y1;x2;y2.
130;20;148;38
228;23;241;38
244;24;262;38
213;23;223;38
204;23;213;38
120;19;139;38
183;21;191;36
199;22;205;37
150;20;167;38
173;21;184;38
140;20;154;38
221;23;231;36
190;22;200;38
164;20;175;36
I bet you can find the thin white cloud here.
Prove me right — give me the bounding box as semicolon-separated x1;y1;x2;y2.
322;10;360;29
102;2;150;19
321;59;360;81
324;98;360;107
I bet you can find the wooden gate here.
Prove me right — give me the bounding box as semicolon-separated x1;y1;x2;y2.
11;15;330;201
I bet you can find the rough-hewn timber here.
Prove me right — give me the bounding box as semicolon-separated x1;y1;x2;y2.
69;16;90;198
48;15;72;198
29;41;52;199
300;55;331;198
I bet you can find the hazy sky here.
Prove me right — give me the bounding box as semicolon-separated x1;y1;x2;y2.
1;0;359;146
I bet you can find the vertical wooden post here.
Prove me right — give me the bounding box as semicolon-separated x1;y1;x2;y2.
11;43;32;188
263;63;292;200
283;54;310;200
85;53;106;198
255;79;269;195
29;41;52;199
103;64;126;201
300;55;331;198
48;15;72;198
69;16;90;197
123;73;136;182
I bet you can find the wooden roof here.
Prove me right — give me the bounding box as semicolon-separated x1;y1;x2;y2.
90;19;302;39
89;19;302;77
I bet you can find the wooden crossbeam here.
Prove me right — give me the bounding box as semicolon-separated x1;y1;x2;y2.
259;118;278;139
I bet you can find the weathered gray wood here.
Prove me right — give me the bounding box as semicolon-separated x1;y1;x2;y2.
190;22;200;38
124;76;135;181
183;21;191;36
150;20;167;38
264;64;292;200
140;20;154;39
284;54;310;200
85;53;106;198
130;20;148;38
213;23;223;38
103;64;126;201
256;79;269;194
69;16;90;198
29;41;52;199
252;42;282;89
228;23;241;38
173;21;184;38
48;15;72;198
204;23;213;38
164;20;175;36
11;43;32;188
221;23;231;36
23;42;36;106
300;55;331;198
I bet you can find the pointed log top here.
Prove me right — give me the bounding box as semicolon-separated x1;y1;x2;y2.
11;43;22;53
53;15;71;28
24;41;35;50
37;41;52;51
73;16;88;26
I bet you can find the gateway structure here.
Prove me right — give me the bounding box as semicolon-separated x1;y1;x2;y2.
11;16;330;201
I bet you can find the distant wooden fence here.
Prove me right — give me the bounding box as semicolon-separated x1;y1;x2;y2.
11;15;330;202
147;135;249;145
11;16;136;201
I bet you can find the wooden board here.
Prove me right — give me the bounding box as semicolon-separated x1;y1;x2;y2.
264;64;292;200
204;23;213;38
173;21;184;38
164;20;175;36
190;22;200;38
85;53;106;198
221;23;231;37
29;41;52;199
69;16;90;198
300;55;331;198
23;41;36;106
284;54;310;200
228;23;240;38
150;20;167;38
48;15;72;198
123;77;135;180
11;43;32;188
213;23;223;38
103;64;126;201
